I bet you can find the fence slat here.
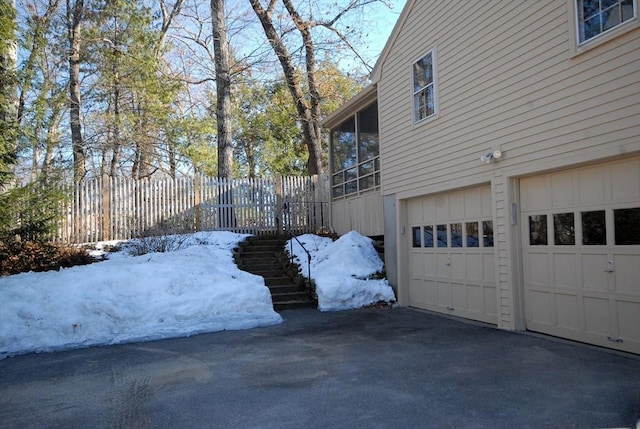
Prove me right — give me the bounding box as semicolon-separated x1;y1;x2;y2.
54;174;329;243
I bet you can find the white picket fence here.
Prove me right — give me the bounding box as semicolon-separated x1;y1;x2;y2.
57;174;330;243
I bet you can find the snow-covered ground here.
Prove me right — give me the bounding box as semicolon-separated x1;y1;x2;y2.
0;230;395;359
287;232;396;311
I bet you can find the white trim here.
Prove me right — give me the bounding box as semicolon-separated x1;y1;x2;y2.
569;0;639;56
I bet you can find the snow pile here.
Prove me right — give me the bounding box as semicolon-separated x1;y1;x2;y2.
287;231;396;311
0;231;282;359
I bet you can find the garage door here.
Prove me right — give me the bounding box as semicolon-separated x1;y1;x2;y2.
521;156;640;354
408;186;497;324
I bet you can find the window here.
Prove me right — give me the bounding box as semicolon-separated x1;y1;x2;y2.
554;213;576;245
331;103;380;198
466;222;479;247
582;210;606;245
423;225;434;247
436;224;448;247
529;215;548;245
614;207;640;245
576;0;637;43
413;51;436;123
412;227;422;247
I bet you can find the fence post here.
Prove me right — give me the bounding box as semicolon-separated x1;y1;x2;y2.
102;174;111;241
275;175;283;234
194;174;201;232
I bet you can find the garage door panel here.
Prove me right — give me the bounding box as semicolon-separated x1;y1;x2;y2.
583;297;611;337
435;194;448;220
617;301;640;345
422;196;435;220
424;280;438;306
408;199;423;223
553;253;578;289
525;252;550;287
450;253;465;279
437;282;451;307
467;285;484;313
464;189;482;218
407;186;497;325
527;290;554;326
611;158;640;201
551;171;575;207
522;156;640;354
483;254;495;282
409;278;425;307
466;253;482;281
521;176;549;211
423;253;436;277
449;192;464;218
555;293;580;331
485;287;497;316
451;283;466;310
436;254;450;277
613;254;640;294
581;253;609;291
578;166;606;204
410;252;423;276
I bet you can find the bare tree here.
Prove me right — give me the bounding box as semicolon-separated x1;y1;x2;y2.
66;0;85;182
0;0;18;187
248;0;388;176
211;0;232;178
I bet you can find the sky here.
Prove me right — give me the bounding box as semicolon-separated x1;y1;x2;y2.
0;231;395;359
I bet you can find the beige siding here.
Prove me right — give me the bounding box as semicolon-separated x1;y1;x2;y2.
331;192;384;236
378;1;640;201
377;0;640;332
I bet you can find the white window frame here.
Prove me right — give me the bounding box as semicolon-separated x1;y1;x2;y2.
412;49;438;124
573;0;638;46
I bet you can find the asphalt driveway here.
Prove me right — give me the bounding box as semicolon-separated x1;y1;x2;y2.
0;307;638;429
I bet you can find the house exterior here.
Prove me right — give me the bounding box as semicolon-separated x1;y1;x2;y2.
322;0;640;354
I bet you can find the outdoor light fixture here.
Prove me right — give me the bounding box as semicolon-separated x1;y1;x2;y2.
480;149;503;164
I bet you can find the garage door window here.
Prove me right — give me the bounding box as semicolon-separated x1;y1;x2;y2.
482;220;494;247
582;210;606;245
437;224;448;247
451;223;463;247
529;215;548;245
413;221;493;248
423;225;434;247
553;213;575;245
412;226;421;247
466;222;479;247
614;207;640;245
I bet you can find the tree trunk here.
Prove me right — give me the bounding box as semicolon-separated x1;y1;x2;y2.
211;0;232;179
67;0;85;182
0;0;18;188
249;0;324;176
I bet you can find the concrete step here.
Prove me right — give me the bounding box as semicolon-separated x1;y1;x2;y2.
263;276;295;286
271;290;312;302
268;284;303;294
273;299;317;311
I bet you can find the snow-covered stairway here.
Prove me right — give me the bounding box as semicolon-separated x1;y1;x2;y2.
233;235;317;311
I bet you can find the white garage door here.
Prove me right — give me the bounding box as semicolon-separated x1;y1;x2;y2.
521;156;640;354
408;186;497;324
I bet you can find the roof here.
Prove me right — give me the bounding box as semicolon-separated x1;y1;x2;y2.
319;83;377;129
319;0;415;129
369;0;416;83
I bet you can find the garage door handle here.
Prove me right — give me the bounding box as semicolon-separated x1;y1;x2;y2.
607;336;623;343
604;261;614;272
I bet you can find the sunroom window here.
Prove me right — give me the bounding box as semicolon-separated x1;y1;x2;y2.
413;51;436;123
576;0;637;43
331;103;380;199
